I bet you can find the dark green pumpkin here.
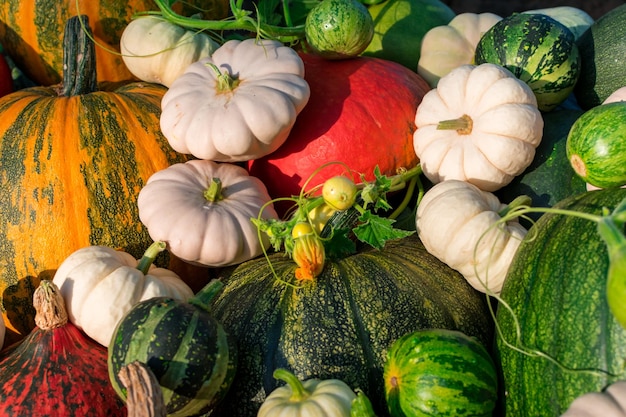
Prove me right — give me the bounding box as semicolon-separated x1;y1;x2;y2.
495;188;626;416
208;234;494;417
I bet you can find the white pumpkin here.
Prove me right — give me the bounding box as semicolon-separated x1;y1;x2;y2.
561;380;626;417
416;179;527;294
137;159;279;267
120;15;219;87
523;6;594;40
52;242;194;347
414;63;544;192
159;38;310;162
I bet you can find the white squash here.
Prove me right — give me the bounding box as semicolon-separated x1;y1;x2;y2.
413;63;544;192
416;179;527;294
561;380;626;417
523;6;594;40
120;15;219;87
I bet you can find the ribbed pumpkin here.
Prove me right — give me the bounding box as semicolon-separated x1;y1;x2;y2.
0;16;188;346
0;0;229;86
207;234;494;417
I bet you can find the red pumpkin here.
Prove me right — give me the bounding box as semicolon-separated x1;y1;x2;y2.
0;53;12;98
247;53;430;215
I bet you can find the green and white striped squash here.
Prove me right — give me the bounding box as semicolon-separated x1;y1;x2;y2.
474;12;581;112
108;280;237;417
206;234;494;417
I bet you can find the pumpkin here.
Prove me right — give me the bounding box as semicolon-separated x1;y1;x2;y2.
413;63;544;192
52;241;194;347
0;280;125;416
0;0;229;86
108;279;237;417
416;179;528;294
384;328;498;417
561;381;626;417
522;6;594;40
0;16;189;346
159;38;311;162
137;159;279;267
248;53;430;215
496;188;626;416
120;15;219;87
417;12;502;87
206;234;494;417
258;368;357;417
118;361;167;417
604;87;626;104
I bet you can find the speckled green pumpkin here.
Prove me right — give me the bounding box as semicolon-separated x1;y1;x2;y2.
107;281;237;417
474;13;580;112
207;234;494;417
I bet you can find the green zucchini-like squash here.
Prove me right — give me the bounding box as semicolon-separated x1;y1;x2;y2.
207;234;494;417
496;188;626;416
474;12;580;112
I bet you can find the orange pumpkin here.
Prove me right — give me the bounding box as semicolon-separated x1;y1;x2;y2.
0;16;188;346
0;0;229;86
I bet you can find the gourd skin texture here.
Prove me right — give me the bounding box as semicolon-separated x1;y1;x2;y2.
414;63;543;192
120;15;220;87
416;180;527;294
207;234;494;417
52;245;194;347
160;38;311;162
137;159;279;267
496;188;626;417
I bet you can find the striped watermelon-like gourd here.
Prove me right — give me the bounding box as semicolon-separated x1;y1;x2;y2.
474;12;580;112
0;16;188;346
206;234;494;417
384;329;498;417
496;188;626;416
108;280;237;417
0;0;230;86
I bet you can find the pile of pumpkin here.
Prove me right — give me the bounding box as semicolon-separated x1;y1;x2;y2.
0;0;625;416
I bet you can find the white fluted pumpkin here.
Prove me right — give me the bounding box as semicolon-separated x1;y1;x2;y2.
561;381;626;417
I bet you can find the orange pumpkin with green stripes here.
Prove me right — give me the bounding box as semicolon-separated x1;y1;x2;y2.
0;0;229;86
0;16;188;345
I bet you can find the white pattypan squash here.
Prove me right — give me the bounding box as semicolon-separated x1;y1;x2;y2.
414;63;544;192
561;380;626;417
523;6;594;40
416;180;527;294
120;15;219;87
137;159;279;267
418;12;502;87
160;38;310;162
52;242;194;347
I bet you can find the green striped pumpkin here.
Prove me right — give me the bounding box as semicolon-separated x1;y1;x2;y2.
384;329;498;417
207;234;494;417
474;12;580;112
496;188;626;416
0;16;188;346
108;280;237;417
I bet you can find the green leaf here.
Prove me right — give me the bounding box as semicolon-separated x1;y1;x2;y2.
353;211;414;249
323;228;357;259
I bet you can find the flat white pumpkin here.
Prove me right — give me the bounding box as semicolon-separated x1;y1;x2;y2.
414;63;544;192
416;179;527;294
137;159;279;267
160;38;310;162
561;380;626;417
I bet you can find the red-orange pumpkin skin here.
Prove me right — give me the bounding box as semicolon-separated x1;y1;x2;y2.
247;53;429;215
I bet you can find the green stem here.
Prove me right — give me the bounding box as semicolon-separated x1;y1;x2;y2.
206;63;240;92
273;368;311;401
498;195;533;218
136;241;167;275
437;114;473;135
152;0;305;41
204;178;224;202
61;15;98;97
189;279;224;311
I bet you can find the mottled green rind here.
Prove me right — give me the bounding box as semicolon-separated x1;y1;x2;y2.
496;188;626;417
574;4;626;110
305;0;374;59
475;13;580;112
108;297;237;417
385;329;498;417
207;234;494;417
566;102;626;188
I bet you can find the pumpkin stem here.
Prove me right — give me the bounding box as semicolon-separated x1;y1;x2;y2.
60;15;98;97
437;114;473;135
273;368;311;401
204;178;224;203
498;195;533;218
119;361;167;417
189;279;224;311
206;63;241;93
33;280;68;330
137;241;167;275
